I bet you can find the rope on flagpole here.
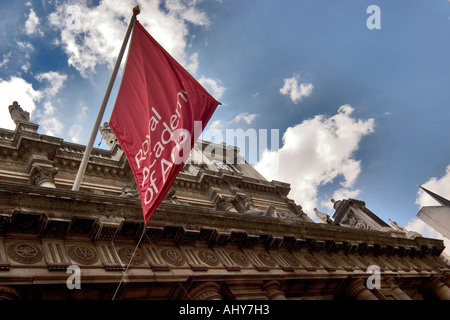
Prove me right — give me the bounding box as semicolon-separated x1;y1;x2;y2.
111;222;193;300
111;223;147;300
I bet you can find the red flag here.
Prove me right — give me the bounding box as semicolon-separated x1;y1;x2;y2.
109;21;220;224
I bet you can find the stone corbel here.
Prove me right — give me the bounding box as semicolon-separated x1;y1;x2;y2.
91;216;124;241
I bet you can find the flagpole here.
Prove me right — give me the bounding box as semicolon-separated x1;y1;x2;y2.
72;6;140;191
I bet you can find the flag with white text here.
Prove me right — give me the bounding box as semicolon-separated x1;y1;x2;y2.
109;21;220;224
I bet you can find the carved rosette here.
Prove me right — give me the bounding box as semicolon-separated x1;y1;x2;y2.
7;243;42;264
229;251;249;267
281;253;300;267
67;245;98;265
118;247;145;266
303;253;322;268
160;249;185;266
257;253;276;267
197;250;220;267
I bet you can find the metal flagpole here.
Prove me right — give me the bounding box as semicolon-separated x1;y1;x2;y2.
72;6;140;191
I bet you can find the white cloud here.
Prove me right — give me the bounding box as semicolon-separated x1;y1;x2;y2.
415;164;450;207
0;77;42;130
0;72;67;135
231;112;258;125
35;71;68;97
255;105;374;218
35;101;63;136
25;8;41;35
207;112;258;132
208;120;225;131
48;0;214;78
186;52;199;75
0;51;12;68
321;188;361;211
69;124;82;143
280;74;313;104
198;76;225;100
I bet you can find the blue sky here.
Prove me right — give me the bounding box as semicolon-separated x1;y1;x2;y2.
1;0;450;244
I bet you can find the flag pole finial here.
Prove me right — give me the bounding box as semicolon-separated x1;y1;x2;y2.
133;5;140;16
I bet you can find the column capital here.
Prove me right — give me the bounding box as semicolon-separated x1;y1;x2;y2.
346;278;378;300
188;281;222;300
0;286;21;300
262;280;286;300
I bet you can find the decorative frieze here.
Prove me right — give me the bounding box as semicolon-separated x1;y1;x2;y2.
67;244;99;265
7;242;43;264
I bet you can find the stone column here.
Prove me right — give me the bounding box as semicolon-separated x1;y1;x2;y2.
425;277;450;300
0;286;21;300
386;278;411;300
188;282;223;300
345;278;379;300
262;280;287;300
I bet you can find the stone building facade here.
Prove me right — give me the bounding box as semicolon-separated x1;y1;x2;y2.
0;102;449;300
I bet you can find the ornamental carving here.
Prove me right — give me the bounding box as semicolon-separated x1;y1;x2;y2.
68;246;98;265
7;243;42;264
341;211;371;230
160;249;185;266
29;165;58;186
197;250;220;267
229;251;249;267
257;253;276;267
341;255;357;268
303;253;322;267
118;247;145;266
322;254;337;267
281;253;300;267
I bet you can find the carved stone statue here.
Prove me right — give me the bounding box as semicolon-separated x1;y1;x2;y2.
99;122;117;148
331;199;342;211
8;101;30;124
189;144;213;169
389;219;422;239
244;200;277;218
119;183;139;199
314;208;333;224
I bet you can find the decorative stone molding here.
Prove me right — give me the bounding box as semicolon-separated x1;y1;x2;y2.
7;242;43;264
160;248;186;266
188;282;223;300
197;250;220;267
424;276;450;300
385;278;411;300
0;286;21;300
262;280;286;300
345;278;379;300
117;247;146;266
29;165;58;188
67;245;98;265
